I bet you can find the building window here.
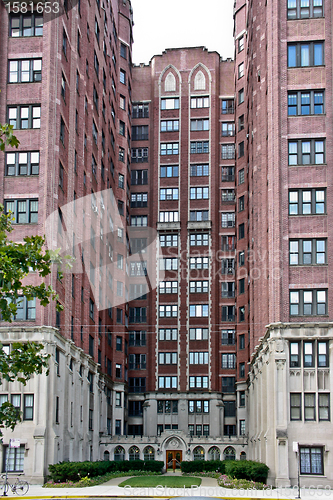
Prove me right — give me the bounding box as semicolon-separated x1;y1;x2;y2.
190;233;209;246
238;88;244;104
318;394;330;421
190;141;209;154
222;99;234;114
132;103;149;118
190;119;209;131
287;0;324;19
221;235;235;251
131;148;148;164
239;223;245;239
189;304;208;317
238;62;244;78
189;257;209;270
222;377;235;393
159;281;178;294
129;331;146;346
190;164;209;176
222;353;236;369
132;125;148;141
221;330;235;345
161;98;179;110
160;257;178;271
131;192;148;208
131;169;148;185
239;362;245;378
8;105;41;130
23;394;34;420
191;96;209;108
3;445;25;472
222;166;235;181
300;447;323;475
159;328;178;341
161;120;179;132
222;122;235;137
129;377;146;393
160;188;179;200
289;239;326;265
159;211;179;223
160;143;179;155
288;90;324;115
8;58;42;83
221;144;235;159
221;282;235;298
190;210;209;222
190;281;209;294
189;376;208;389
224;401;236;418
288;139;325;165
189;352;209;364
129;307;147;323
318;342;328;367
5;199;38;224
159;305;178;318
290;289;327;316
158;352;177;365
221;259;235;275
238;36;244;52
160;165;179;177
190;187;209;200
129;353;146;370
5;151;39;177
288;42;324;67
9;13;43;37
304;393;316;420
158;376;177;388
239;420;246;436
190;328;208;340
290;393;302;420
221;213;235;228
160;234;178;247
289;189;325;215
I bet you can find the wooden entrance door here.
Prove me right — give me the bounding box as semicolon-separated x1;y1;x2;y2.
166;450;182;470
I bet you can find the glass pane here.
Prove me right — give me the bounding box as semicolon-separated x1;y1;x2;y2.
301;45;310;66
314;44;323;65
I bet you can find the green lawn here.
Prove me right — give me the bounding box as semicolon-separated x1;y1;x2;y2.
118;475;202;488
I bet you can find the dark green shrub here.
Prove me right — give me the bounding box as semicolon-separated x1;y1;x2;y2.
224;460;269;483
180;460;225;473
48;460;164;482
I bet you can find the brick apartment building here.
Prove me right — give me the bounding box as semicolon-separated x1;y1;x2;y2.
0;0;332;487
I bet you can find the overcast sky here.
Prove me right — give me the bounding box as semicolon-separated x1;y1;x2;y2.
130;0;235;65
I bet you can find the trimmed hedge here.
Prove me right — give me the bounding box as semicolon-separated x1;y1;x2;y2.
180;459;268;483
180;460;225;473
48;460;164;483
224;460;269;483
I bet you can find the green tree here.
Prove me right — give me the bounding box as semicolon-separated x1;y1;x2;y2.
0;123;20;151
0;125;61;437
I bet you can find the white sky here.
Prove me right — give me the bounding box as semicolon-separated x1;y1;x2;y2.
130;0;235;65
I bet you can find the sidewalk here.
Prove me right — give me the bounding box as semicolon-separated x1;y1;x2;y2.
14;476;321;500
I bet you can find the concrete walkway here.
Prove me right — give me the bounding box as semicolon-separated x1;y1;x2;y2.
14;476;313;500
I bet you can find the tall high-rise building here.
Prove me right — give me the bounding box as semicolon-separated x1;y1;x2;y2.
0;0;332;488
234;0;333;487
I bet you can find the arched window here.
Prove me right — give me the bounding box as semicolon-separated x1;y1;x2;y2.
103;450;110;461
208;446;220;461
129;445;140;461
143;446;155;461
193;446;205;460
240;451;247;460
165;72;176;92
114;445;125;461
194;70;205;90
223;446;236;461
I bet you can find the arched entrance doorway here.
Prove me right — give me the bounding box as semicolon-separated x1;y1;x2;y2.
164;437;183;471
